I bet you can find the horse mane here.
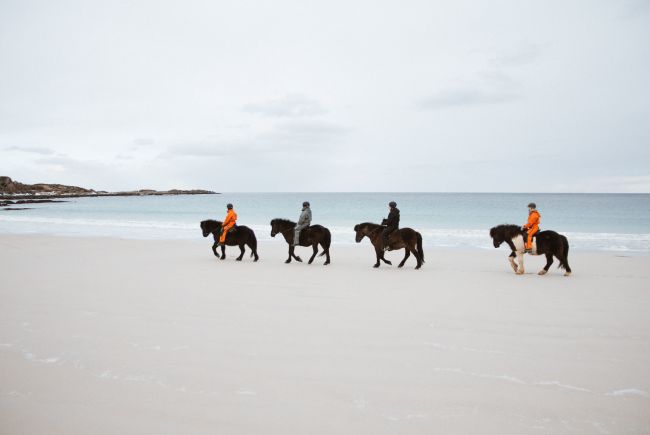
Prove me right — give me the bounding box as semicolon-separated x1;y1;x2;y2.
355;222;382;230
490;224;523;239
270;218;296;226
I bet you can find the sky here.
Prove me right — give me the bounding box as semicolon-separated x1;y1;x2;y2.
1;0;649;192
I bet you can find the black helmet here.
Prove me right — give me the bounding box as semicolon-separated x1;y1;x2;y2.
302;201;310;207
227;203;233;209
527;202;536;209
389;201;397;208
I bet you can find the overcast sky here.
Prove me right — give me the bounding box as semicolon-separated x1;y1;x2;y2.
1;0;649;192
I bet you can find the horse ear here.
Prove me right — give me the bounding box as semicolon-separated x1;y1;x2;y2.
353;224;359;231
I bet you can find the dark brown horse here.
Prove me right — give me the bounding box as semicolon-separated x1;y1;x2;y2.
354;222;424;269
270;218;331;265
200;219;259;261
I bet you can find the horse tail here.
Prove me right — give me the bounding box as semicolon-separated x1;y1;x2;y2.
558;235;569;270
319;228;332;257
249;228;258;257
417;231;425;263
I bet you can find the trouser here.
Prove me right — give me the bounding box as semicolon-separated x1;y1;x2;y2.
526;226;538;250
382;227;396;248
219;223;235;243
294;224;308;246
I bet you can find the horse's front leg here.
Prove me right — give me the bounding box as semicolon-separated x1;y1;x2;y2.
220;245;226;260
508;252;517;272
372;246;385;268
236;244;245;261
212;241;220;258
292;244;303;262
516;251;525;274
308;244;318;264
285;246;292;263
398;249;410;268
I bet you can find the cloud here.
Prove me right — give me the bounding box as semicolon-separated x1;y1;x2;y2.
162;120;350;159
243;94;327;118
417;89;522;110
555;175;650;193
132;138;155;146
489;43;542;67
4;146;55;155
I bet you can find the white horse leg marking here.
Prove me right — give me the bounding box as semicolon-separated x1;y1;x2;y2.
516;252;525;274
508;256;518;272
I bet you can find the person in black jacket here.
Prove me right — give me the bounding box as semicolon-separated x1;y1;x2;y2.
381;201;400;250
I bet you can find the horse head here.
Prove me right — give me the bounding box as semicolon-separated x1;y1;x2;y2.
353;224;366;243
489;226;502;248
200;220;222;237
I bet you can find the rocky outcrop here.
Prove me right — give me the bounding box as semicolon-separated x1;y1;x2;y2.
0;176;217;200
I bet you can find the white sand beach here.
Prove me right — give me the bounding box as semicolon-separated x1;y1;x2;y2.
1;235;649;434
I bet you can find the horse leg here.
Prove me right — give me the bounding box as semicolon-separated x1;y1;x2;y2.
285;246;292;264
398;249;410;268
249;242;259;262
516;251;524;274
378;245;392;265
539;253;553;275
323;246;330;265
560;255;572;276
373;246;382;268
508;252;518;272
308;244;318;264
236;244;245;261
212;241;220;258
412;247;422;269
292;245;302;262
220;245;226;260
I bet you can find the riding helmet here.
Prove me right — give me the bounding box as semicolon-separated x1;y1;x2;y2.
303;201;310;207
227;203;233;209
527;202;536;209
389;201;397;208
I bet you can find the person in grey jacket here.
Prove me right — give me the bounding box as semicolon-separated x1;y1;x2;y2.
293;201;312;246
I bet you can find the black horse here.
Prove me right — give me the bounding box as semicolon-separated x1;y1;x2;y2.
354;222;424;269
269;218;331;265
200;219;259;261
489;224;571;276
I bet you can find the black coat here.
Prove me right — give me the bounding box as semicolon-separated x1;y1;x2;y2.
382;207;400;229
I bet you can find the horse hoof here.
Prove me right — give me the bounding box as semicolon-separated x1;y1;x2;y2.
296;257;303;262
415;266;421;270
324;262;330;265
564;272;571;277
219;257;226;261
236;258;242;261
373;264;380;268
516;270;524;275
538;270;547;275
385;261;392;266
398;264;404;268
254;258;259;262
285;260;291;264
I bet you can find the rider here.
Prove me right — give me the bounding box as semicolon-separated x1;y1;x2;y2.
218;203;237;246
522;202;540;253
293;201;312;246
381;201;400;250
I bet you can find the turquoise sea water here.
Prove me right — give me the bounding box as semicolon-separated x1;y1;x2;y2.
1;193;649;252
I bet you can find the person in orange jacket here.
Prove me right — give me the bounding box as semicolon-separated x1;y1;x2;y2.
522;202;540;253
218;203;237;246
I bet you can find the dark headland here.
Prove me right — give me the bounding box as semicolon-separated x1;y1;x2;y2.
0;176;217;209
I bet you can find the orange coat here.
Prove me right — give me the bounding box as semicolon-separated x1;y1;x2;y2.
219;209;237;243
523;210;540;249
523;210;540;231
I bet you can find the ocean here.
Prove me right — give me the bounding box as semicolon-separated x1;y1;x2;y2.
1;193;649;252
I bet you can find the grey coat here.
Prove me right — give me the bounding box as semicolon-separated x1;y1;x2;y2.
297;207;312;228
